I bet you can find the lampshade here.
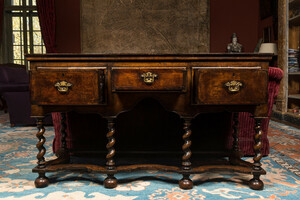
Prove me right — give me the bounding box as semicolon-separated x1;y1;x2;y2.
259;43;278;55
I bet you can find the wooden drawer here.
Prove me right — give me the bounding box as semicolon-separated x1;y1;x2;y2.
30;70;105;105
111;67;187;92
194;69;268;105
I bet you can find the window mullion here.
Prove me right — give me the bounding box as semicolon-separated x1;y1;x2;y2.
29;12;34;54
4;11;13;63
22;0;27;64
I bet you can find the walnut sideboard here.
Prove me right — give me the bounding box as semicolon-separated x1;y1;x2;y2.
26;53;272;190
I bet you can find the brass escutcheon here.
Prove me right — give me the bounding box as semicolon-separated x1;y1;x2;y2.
224;80;243;93
54;81;72;93
141;72;158;84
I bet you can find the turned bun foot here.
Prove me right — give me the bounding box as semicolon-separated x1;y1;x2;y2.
249;178;264;190
104;176;117;188
179;178;193;189
34;175;49;188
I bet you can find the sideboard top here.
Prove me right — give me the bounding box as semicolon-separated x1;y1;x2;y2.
25;53;273;62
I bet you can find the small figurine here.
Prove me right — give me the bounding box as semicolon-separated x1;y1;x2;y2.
227;33;242;53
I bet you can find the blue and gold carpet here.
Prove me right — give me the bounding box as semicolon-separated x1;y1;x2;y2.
0;112;299;200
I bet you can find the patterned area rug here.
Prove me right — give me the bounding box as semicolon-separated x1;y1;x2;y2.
0;112;300;200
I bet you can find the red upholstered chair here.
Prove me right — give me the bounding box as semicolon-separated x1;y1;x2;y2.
226;67;283;156
52;67;283;156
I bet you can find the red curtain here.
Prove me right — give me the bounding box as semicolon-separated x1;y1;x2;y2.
36;0;56;53
0;0;4;41
37;0;59;142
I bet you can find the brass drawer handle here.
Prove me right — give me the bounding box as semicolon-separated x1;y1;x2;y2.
54;81;72;93
224;80;243;93
141;72;158;84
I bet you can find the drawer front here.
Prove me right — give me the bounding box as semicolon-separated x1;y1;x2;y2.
194;69;268;105
111;67;186;91
31;70;104;105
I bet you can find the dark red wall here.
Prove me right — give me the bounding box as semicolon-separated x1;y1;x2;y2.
55;0;81;53
55;0;262;53
210;0;260;52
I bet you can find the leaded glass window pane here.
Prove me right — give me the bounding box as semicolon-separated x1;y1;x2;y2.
13;31;22;45
6;0;45;64
12;17;22;31
34;46;42;54
33;32;42;45
32;16;40;31
14;60;22;64
11;0;22;6
13;45;22;60
27;31;30;48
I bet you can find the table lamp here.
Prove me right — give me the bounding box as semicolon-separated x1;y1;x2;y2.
259;43;278;55
259;43;278;66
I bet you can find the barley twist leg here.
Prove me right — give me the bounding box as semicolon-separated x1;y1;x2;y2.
229;112;243;165
249;118;264;190
179;118;193;189
104;118;117;188
34;118;49;188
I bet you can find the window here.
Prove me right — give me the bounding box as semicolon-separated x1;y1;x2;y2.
3;0;45;65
